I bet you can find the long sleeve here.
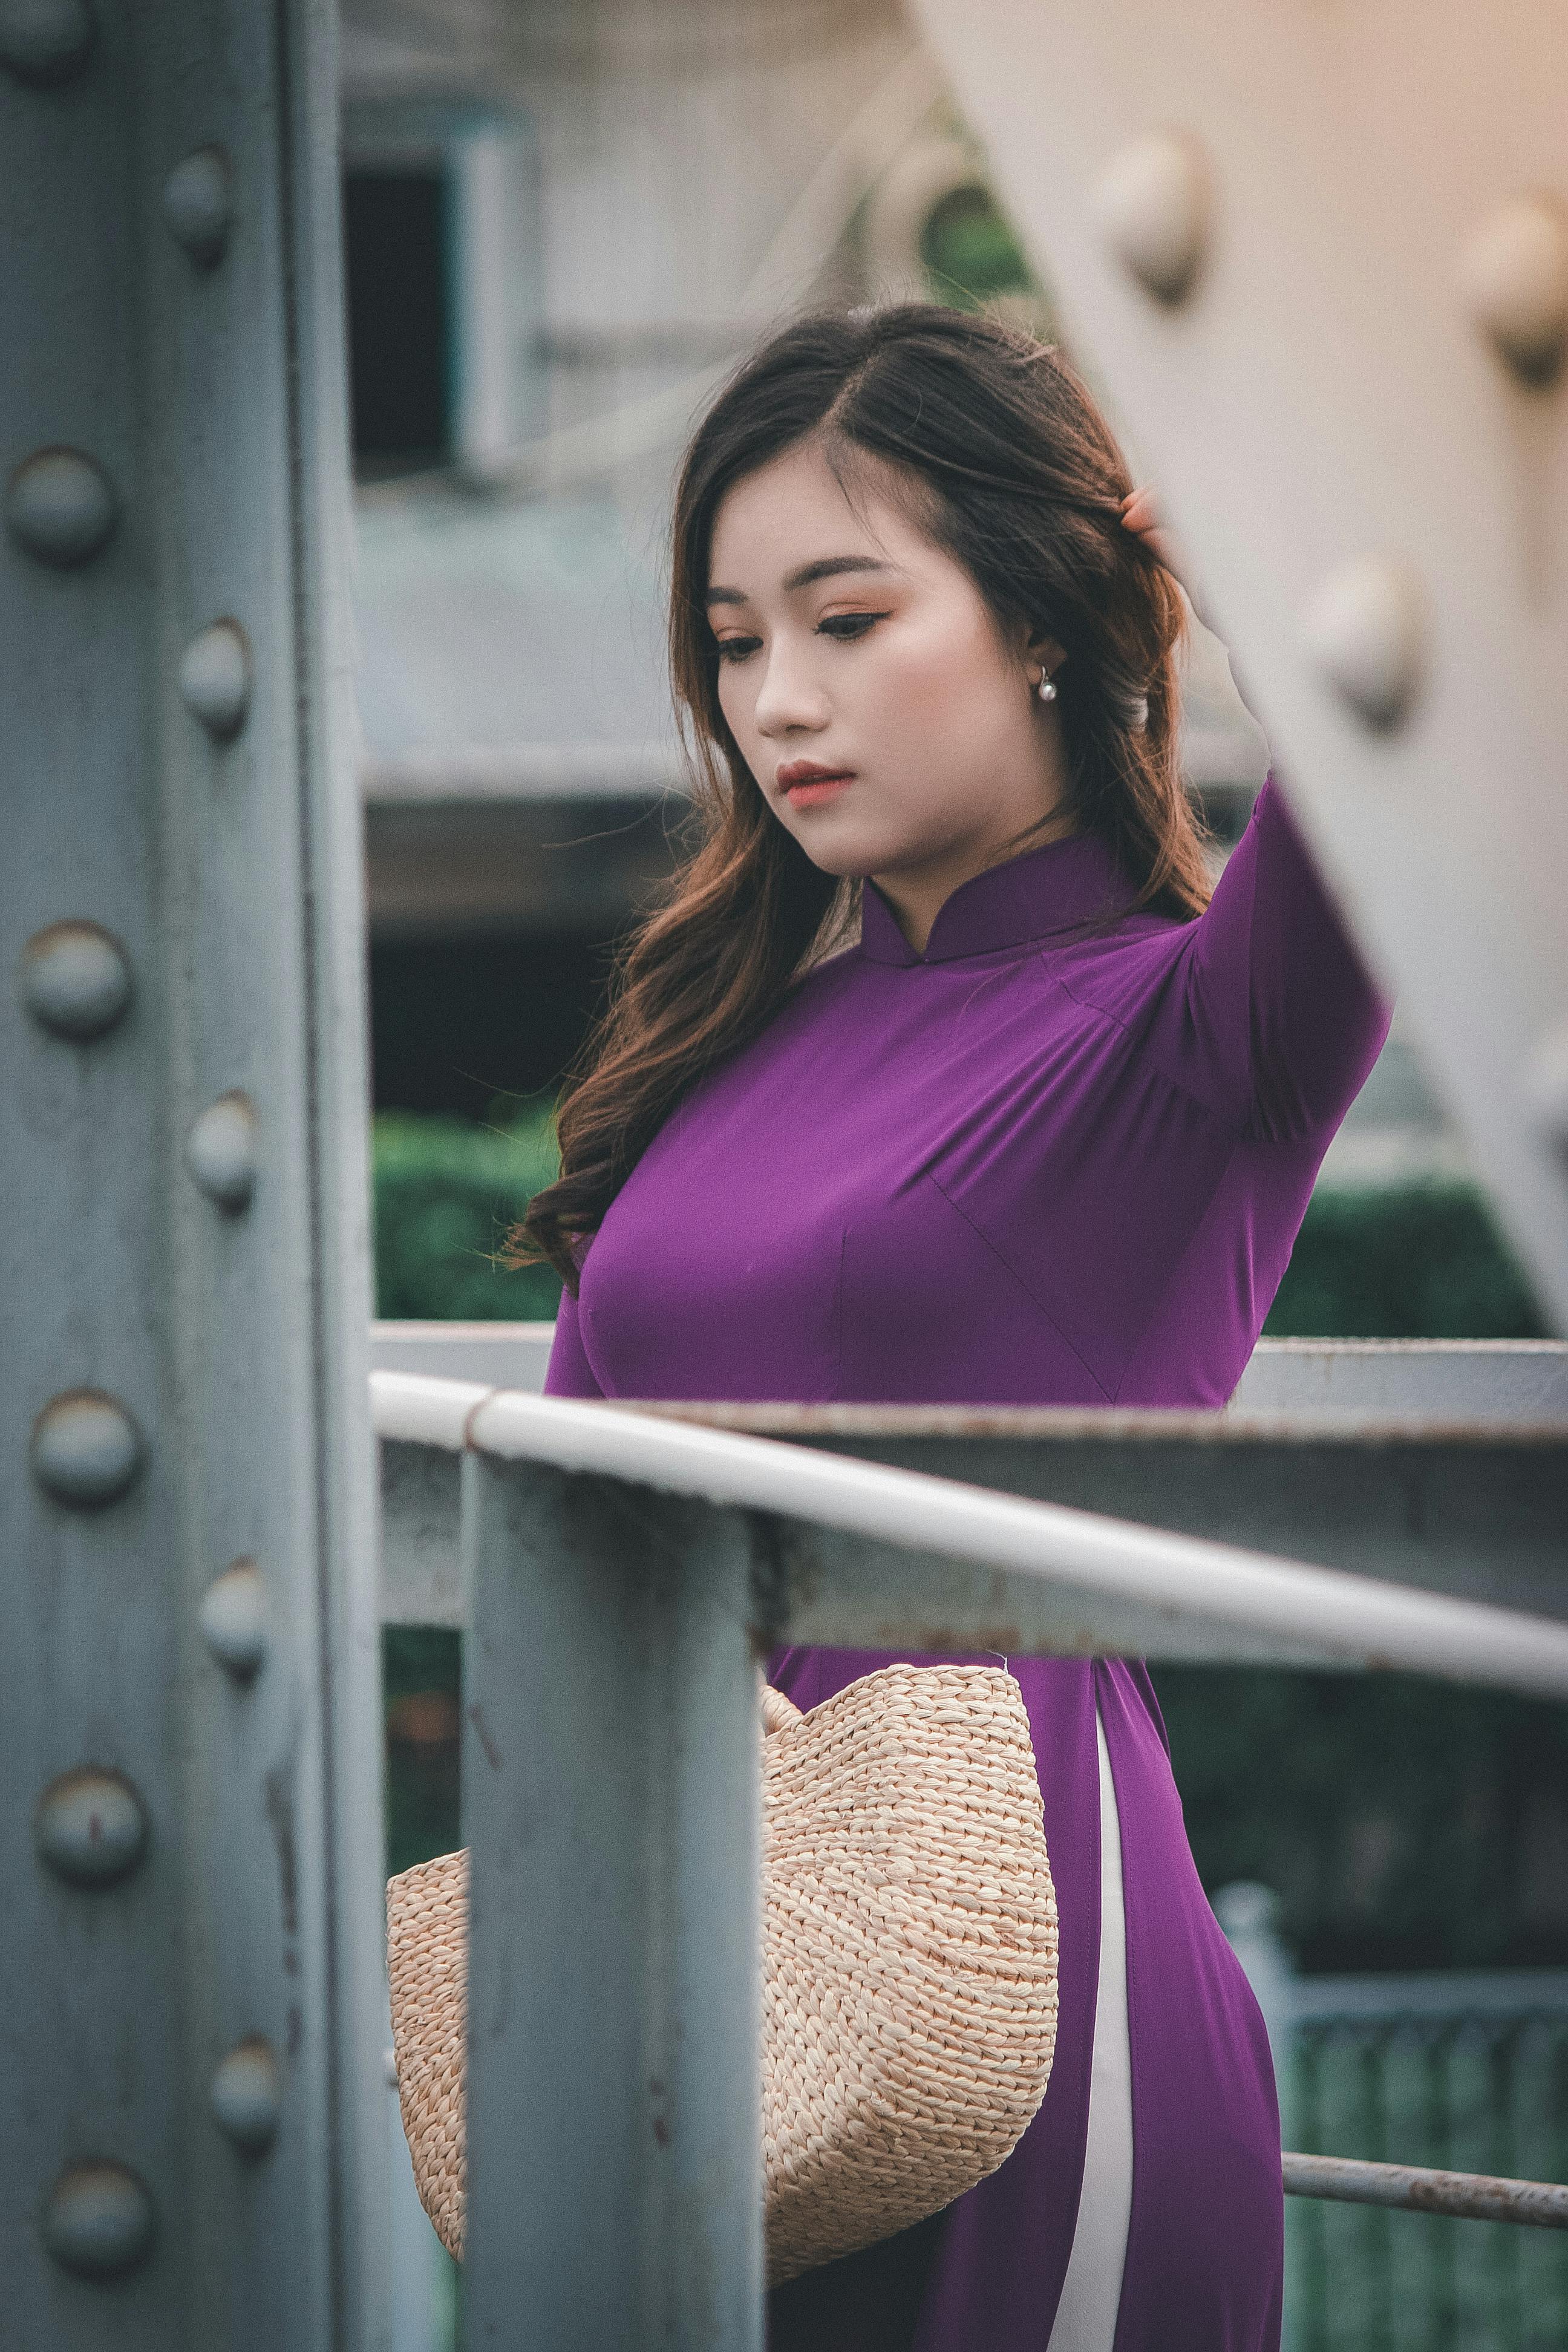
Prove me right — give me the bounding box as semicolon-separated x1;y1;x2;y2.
1174;774;1391;1143
543;1283;606;1397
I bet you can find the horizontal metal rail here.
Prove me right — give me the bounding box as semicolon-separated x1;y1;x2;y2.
381;1369;1568;2341
369;1323;1568;1421
371;1373;1568;1696
1289;1968;1568;2020
1282;2152;1568;2230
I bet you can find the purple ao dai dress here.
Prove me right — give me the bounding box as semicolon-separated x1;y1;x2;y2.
544;777;1390;2350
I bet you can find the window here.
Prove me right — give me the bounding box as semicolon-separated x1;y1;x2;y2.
344;166;452;477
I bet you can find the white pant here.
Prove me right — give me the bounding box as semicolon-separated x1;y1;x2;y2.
1045;1706;1134;2352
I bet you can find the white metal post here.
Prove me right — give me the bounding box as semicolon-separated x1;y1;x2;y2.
1;3;387;2344
462;1453;764;2351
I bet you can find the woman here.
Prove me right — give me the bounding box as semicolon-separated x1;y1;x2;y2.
519;307;1388;2351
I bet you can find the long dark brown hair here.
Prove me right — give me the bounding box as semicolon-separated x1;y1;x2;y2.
515;305;1210;1291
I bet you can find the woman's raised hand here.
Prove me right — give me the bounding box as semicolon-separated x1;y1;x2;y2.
1122;486;1260;715
1119;485;1196;598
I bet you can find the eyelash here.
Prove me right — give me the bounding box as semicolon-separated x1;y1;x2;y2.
714;610;891;664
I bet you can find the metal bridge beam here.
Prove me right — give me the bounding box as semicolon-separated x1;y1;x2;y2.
1;5;386;2344
379;1405;1568;1633
906;0;1568;1330
463;1452;763;2349
657;1407;1568;1625
405;1374;1568;2339
373;1378;1568;1694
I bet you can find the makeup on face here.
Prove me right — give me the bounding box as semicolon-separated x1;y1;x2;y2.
703;444;1070;948
776;758;857;806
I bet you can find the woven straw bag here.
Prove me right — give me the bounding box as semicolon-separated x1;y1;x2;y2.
387;1662;1059;2284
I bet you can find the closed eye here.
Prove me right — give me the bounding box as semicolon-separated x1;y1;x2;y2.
713;609;892;663
817;610;890;641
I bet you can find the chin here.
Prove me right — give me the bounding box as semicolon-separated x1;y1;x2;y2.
791;833;901;881
778;808;909;875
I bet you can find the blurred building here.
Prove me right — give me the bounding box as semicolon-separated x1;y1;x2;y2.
342;0;1445;1165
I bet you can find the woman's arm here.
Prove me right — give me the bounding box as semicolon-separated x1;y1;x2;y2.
543;1284;607;1398
1186;776;1391;1142
1122;489;1391;1140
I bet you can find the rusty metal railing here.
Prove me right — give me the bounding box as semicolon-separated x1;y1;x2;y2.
1284;2152;1568;2229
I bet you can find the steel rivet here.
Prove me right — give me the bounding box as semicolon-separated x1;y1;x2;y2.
1459;195;1568;385
20;918;132;1041
178;618;251;738
35;1766;148;1889
1526;1022;1568;1153
162;144;234;268
210;2036;281;2155
31;1388;144;1508
186;1091;258;1211
44;2160;155;2279
1303;555;1424;731
5;446;116;567
198;1558;269;1679
0;0;93;86
1092;130;1210;305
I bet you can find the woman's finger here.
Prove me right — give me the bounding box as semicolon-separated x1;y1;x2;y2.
1120;484;1161;534
1120;484;1202;609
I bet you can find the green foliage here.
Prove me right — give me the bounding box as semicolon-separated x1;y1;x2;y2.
1264;1180;1546;1340
1157;1667;1568;1971
1189;1184;1553;1971
384;1625;462;1705
383;1627;462;1879
373;1106;562;1324
920;183;1035;310
372;1108;1543;1346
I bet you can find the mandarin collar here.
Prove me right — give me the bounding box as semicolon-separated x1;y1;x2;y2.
859;829;1132;967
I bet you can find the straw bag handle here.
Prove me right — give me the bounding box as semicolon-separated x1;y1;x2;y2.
760;1683;804;1736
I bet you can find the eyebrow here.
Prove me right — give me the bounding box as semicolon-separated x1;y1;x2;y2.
705;555;897;607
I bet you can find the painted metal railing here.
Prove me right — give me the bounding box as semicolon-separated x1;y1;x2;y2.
370;1325;1568;1423
1280;1975;1568;2352
372;1369;1568;2346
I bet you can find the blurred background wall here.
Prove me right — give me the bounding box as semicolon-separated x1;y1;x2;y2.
342;0;1532;1337
344;0;1269;1099
342;15;1566;2347
344;0;1567;2277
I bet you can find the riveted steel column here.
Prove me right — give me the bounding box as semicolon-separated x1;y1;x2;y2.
463;1454;764;2350
1;5;387;2348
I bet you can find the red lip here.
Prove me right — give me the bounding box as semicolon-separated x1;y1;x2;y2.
777;759;855;800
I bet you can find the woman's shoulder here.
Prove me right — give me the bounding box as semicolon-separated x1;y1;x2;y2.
779;933;873;1013
1040;896;1216;1061
1057;897;1197;981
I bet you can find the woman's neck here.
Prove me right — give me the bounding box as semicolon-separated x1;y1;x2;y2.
871;800;1078;955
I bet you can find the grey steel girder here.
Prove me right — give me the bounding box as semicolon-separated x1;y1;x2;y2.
367;1324;1568;1423
380;1411;1568;1636
463;1454;765;2348
2;6;388;2346
653;1405;1568;1622
905;0;1568;1330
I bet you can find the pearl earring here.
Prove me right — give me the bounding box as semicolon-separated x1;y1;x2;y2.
1036;668;1058;704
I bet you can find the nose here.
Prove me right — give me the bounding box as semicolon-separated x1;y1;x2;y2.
751;637;830;740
